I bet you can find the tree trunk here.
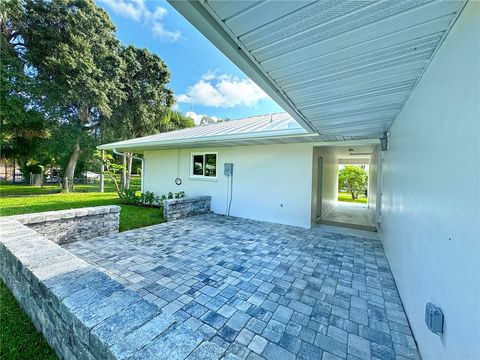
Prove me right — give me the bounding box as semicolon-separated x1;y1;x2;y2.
12;157;15;184
126;154;133;190
99;150;105;193
351;191;357;200
63;141;81;192
121;154;127;190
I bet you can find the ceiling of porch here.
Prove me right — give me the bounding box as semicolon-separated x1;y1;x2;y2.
169;0;466;140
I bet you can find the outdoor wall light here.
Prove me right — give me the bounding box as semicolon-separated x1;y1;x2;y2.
380;132;389;151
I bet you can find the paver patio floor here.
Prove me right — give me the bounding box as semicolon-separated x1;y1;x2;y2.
63;214;420;360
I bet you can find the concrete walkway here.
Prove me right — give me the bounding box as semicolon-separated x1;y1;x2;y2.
64;214;418;360
319;203;377;232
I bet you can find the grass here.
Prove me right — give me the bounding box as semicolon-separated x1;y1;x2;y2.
0;192;164;232
338;191;368;204
0;281;57;360
0;177;141;197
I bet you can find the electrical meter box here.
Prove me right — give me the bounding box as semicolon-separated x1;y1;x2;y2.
224;163;233;176
425;302;444;334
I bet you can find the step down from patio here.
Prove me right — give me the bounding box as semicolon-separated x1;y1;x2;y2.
318;218;377;232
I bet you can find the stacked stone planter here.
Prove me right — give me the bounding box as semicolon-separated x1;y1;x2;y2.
8;206;120;244
163;196;211;221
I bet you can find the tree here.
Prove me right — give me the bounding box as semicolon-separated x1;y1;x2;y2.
199;116;224;126
101;46;194;189
338;165;368;200
5;0;125;191
0;0;50;182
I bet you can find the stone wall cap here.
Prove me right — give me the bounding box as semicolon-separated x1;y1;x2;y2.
3;205;121;224
164;196;211;204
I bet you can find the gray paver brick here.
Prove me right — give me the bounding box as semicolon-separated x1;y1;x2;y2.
186;342;225;360
248;335;268;354
129;324;203;360
227;311;251;331
263;342;295;360
315;334;347;359
298;342;322;360
348;334;371;359
272;305;293;323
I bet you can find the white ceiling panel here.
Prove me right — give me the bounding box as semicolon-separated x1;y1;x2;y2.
168;0;467;139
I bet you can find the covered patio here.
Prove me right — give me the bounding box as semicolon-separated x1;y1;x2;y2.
64;214;419;360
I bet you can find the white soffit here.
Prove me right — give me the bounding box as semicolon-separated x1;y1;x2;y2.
168;0;467;139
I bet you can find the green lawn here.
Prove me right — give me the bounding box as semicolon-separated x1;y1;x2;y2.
0;177;141;197
0;192;164;232
338;191;368;204
0;281;57;360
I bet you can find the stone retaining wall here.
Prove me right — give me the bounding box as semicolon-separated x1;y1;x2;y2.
163;196;211;221
0;207;227;360
8;206;120;244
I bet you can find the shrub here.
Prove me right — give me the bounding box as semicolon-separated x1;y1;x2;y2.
120;190;186;207
142;191;159;207
120;189;141;205
174;191;185;199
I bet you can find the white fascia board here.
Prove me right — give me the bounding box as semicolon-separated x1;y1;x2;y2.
97;128;311;151
167;0;317;134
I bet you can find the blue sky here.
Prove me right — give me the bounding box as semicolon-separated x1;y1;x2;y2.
96;0;283;124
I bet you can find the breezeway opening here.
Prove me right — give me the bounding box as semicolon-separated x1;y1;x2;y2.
311;145;377;232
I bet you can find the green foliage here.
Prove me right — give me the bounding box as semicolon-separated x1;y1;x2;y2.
141;191;157;207
101;46;172;141
118;190;185;207
0;281;57;359
159;191;185;203
119;188;139;205
100;46;194;144
175;191;185;199
0;2;50;179
24;162;43;174
338;166;368;200
16;0;125;117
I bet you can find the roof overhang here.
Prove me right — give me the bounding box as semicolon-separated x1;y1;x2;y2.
98;132;380;153
99;130;322;153
168;0;467;140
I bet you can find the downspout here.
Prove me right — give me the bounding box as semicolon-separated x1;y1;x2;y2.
112;148;144;193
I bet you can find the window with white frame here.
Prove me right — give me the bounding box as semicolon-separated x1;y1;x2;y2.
191;152;217;178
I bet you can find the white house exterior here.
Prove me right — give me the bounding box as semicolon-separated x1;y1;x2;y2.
99;1;480;359
100;113;362;229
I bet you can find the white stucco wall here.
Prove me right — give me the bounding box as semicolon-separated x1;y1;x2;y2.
380;2;480;359
311;147;338;222
368;147;379;223
143;143;315;228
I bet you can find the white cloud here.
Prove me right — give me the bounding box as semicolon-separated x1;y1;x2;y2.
186;111;218;126
177;72;270;108
99;0;181;42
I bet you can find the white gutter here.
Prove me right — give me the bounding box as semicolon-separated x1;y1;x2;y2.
112;148;144;193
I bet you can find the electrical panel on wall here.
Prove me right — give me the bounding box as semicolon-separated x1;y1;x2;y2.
224;163;233;176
